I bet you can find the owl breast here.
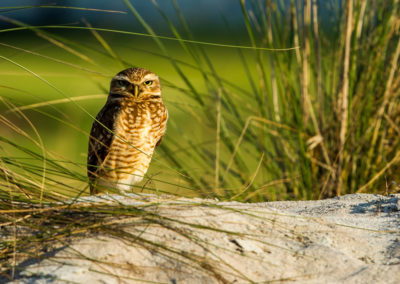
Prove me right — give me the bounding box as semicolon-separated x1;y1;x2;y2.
100;100;167;192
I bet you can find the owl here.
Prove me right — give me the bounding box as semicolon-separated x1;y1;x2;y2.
87;67;168;194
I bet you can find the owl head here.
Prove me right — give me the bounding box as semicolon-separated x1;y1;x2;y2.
109;67;161;101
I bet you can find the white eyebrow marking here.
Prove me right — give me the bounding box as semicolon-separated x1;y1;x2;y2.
112;75;131;82
142;74;158;82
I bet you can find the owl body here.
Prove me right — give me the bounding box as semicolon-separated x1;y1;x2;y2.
87;67;167;194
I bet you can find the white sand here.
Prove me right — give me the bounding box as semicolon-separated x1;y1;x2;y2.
9;193;400;283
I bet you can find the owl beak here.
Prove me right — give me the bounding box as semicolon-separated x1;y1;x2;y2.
134;85;139;98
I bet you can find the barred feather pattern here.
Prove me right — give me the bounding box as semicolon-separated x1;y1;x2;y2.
87;67;167;194
88;98;167;193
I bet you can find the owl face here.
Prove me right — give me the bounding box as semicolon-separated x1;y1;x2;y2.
109;67;161;101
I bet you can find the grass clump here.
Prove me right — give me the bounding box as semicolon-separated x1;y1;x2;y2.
0;0;400;281
0;0;399;202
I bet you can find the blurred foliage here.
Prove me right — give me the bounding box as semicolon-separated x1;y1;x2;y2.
0;0;400;204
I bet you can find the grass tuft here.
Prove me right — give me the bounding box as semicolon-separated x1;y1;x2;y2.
1;0;400;280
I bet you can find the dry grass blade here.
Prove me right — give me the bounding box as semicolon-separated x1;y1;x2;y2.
312;0;323;125
337;0;353;196
368;26;400;156
1;4;400;282
357;151;400;193
82;19;125;68
0;5;127;14
231;152;264;200
0;42;107;76
7;95;106;112
215;89;222;193
0;25;301;51
0;16;97;65
222;116;297;182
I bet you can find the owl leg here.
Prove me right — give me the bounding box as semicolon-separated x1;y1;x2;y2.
115;182;132;193
90;185;98;195
116;172;144;192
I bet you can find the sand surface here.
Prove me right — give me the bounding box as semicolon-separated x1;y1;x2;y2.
7;193;400;283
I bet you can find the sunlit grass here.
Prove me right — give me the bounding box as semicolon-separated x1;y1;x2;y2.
1;0;400;202
1;0;400;280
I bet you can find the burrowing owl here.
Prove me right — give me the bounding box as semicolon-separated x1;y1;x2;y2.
87;67;168;194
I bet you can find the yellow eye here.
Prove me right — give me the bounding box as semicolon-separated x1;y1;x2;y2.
144;80;153;86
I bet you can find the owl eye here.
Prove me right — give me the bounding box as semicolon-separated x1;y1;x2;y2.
116;80;130;88
144;80;153;86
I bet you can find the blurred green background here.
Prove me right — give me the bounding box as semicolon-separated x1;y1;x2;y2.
1;0;399;202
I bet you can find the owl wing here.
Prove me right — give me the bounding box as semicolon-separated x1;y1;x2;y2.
155;107;168;147
87;101;120;182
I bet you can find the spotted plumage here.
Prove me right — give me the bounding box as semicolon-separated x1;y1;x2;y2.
87;67;168;194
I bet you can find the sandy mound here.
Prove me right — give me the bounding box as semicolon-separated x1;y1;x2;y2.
7;194;400;283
